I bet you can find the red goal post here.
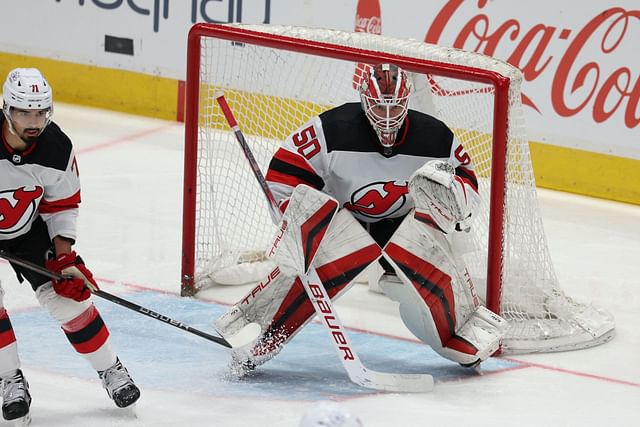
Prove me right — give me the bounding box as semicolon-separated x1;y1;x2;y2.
181;23;614;354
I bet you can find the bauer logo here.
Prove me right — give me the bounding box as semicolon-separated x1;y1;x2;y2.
0;187;44;236
309;283;355;361
344;181;409;219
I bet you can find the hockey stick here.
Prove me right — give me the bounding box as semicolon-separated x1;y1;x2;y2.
0;250;258;349
215;93;434;392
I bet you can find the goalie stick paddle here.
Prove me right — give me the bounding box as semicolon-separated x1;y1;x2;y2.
215;93;434;392
0;250;258;349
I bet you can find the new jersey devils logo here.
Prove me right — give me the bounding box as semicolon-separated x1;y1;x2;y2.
343;181;409;219
0;186;44;235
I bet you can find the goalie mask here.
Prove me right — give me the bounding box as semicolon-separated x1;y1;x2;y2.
359;63;411;149
3;68;53;143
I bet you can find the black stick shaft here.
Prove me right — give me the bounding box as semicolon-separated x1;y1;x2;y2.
0;250;231;348
92;290;230;347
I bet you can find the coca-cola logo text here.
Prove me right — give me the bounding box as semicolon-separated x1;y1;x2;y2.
354;0;382;35
425;0;639;128
355;15;381;34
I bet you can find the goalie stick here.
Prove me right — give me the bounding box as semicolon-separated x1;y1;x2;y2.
0;250;259;349
216;93;434;392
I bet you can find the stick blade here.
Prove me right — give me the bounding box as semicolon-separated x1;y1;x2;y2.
352;368;434;393
224;322;262;348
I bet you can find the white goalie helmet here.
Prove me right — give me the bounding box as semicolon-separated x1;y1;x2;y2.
299;402;363;427
359;63;411;149
3;68;53;132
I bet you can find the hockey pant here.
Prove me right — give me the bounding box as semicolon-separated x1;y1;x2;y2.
381;212;508;366
215;188;381;367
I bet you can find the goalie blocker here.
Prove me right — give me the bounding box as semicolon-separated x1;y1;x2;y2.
215;184;507;371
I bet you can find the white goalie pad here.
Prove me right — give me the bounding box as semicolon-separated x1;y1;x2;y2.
267;184;340;276
215;185;381;367
381;213;508;366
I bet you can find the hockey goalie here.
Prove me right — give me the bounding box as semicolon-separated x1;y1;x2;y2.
214;63;508;373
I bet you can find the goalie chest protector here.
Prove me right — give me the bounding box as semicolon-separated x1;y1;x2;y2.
297;103;459;223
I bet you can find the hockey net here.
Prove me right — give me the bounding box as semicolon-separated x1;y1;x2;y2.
182;23;614;354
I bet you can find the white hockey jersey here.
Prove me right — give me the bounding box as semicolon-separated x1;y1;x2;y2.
0;112;81;242
266;103;479;224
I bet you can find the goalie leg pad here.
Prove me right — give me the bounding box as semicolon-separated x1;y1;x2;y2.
213;259;286;337
215;186;381;369
381;214;508;365
366;261;385;294
269;184;340;276
215;262;318;368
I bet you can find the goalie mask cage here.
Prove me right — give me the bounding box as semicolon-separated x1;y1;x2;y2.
182;23;614;354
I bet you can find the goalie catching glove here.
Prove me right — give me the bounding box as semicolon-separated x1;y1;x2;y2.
46;251;99;302
409;159;479;234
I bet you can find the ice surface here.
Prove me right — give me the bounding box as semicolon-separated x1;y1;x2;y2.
0;104;638;426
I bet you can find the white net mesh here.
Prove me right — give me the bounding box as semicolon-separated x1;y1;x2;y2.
185;24;614;354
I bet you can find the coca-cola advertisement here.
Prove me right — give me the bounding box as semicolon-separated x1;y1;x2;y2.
352;0;382;89
353;0;639;160
0;0;637;179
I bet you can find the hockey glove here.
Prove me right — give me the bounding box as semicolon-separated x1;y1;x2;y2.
46;251;99;302
409;159;472;234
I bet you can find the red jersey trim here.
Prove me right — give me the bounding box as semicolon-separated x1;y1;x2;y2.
39;190;81;214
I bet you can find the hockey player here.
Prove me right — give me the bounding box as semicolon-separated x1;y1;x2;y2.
0;68;140;423
215;63;507;373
